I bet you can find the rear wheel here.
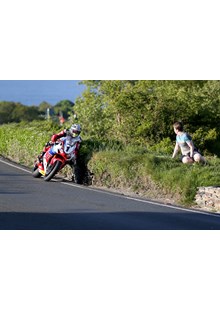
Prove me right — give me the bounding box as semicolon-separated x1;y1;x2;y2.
44;161;62;182
72;165;84;184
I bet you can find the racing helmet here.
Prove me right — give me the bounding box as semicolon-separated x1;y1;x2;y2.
70;124;81;137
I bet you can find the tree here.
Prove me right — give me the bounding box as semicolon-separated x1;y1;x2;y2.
11;103;39;122
73;88;108;139
53;100;75;119
0;102;16;124
38;101;53;117
74;80;220;154
0;101;40;124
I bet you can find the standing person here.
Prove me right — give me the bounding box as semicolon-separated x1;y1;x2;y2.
172;121;205;164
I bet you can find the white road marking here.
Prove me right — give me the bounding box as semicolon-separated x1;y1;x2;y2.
63;181;220;218
1;157;220;219
0;158;31;173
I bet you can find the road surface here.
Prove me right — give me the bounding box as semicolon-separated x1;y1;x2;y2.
1;158;220;230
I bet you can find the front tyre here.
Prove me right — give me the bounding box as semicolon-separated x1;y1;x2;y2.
32;166;42;178
44;161;62;182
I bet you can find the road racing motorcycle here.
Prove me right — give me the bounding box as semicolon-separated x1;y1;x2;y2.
33;136;79;182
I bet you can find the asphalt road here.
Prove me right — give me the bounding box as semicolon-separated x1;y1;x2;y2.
1;158;220;230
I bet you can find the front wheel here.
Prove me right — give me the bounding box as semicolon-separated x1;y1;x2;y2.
44;161;62;182
32;165;42;178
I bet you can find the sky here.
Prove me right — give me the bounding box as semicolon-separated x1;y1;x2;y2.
0;80;86;106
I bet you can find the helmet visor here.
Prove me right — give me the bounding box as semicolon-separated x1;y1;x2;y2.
72;130;80;137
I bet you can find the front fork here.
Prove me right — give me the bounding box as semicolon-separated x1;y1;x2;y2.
43;147;56;171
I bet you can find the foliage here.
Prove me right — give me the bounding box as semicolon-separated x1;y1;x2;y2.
2;80;220;156
38;101;53;114
74;80;220;155
148;137;174;155
0;120;60;166
53;100;75;119
0;100;75;124
0;102;40;124
71;89;110;139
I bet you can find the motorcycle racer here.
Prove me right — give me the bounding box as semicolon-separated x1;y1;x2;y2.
38;124;82;177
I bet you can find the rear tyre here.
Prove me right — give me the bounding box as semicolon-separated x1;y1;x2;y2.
72;165;83;184
44;161;62;182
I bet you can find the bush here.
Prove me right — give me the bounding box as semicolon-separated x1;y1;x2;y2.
0;120;60;166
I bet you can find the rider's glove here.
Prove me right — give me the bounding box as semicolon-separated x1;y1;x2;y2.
44;141;54;147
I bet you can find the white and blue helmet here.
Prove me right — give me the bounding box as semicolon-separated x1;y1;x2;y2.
70;124;81;137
